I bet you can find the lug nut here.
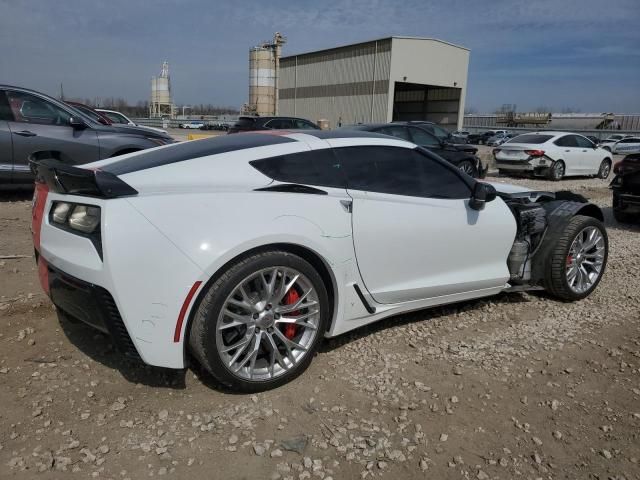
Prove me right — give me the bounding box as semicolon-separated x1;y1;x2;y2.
274;313;280;319
253;313;259;319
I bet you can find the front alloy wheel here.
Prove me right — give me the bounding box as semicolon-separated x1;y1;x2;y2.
565;226;606;294
189;251;329;392
545;215;608;301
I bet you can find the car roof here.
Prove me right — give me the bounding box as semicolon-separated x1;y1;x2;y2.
90;130;401;176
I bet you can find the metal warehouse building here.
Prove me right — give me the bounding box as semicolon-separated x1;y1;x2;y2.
278;36;469;130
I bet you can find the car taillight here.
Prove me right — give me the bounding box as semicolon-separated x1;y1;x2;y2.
525;150;545;157
51;202;101;233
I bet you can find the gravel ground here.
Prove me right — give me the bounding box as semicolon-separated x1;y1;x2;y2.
1;174;639;480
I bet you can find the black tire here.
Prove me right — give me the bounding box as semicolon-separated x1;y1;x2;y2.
188;250;329;392
544;215;608;301
597;158;612;179
457;160;478;178
548;160;565;181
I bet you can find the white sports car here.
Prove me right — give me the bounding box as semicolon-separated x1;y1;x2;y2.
494;132;612;180
32;131;608;391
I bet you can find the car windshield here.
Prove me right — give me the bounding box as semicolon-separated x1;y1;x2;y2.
507;134;553;144
70;105;107;123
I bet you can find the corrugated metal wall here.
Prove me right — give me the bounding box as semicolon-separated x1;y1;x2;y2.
279;39;391;128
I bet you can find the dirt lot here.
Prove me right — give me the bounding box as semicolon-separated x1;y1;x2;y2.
1;174;639;480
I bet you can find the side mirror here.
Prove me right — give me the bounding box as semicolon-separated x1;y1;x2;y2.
69;116;87;129
469;182;497;211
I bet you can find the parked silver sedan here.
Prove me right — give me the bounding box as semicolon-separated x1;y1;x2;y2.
0;85;174;185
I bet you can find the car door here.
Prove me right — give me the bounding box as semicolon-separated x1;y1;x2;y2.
574;134;601;173
0;91;13;183
334;145;516;304
4;89;100;182
553;135;581;175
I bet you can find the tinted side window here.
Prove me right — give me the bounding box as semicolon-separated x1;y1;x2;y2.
6;91;71;126
266;119;293;129
293;119;317;129
338;146;423;196
574;135;594;148
416;149;472;199
336;146;470;199
378;126;411;141
250;149;344;188
555;135;578;147
409;127;440;147
0;91;13;121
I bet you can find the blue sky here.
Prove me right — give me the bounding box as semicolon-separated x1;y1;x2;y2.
1;0;639;113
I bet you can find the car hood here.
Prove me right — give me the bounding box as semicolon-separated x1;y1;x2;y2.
98;124;171;139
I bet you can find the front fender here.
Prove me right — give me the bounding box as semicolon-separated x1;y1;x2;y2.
530;200;604;285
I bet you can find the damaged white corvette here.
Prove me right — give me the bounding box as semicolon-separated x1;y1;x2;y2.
32;130;608;391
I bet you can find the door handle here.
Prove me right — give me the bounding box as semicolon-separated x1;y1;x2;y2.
15;130;37;137
340;199;352;213
582;149;587;152
564;149;570;152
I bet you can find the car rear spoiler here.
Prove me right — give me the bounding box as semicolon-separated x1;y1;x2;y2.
33;159;138;198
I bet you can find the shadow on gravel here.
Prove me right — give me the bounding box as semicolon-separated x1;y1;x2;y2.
599;206;640;232
58;313;188;389
321;290;536;354
0;186;33;202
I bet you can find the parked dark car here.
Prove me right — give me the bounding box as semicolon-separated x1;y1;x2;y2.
468;130;509;145
228;116;320;134
345;123;486;178
65;101;113;125
399;121;469;144
611;153;640;223
0;85;174;185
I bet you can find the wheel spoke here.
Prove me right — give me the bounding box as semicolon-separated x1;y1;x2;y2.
222;335;252;354
273;327;308;352
276;309;319;330
265;332;288;376
275;289;315;313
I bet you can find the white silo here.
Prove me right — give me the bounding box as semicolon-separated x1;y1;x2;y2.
150;61;174;118
247;33;286;116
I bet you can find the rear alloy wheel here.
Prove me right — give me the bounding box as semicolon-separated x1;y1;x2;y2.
189;251;328;392
458;160;477;177
545;215;608;301
597;159;611;179
549;160;565;181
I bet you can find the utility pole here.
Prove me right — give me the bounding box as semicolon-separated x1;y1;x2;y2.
60;83;64;101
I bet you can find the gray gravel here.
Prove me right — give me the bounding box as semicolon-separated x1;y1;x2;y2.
1;176;639;479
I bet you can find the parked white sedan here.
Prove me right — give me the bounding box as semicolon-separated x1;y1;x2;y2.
494;132;612;180
611;137;640;155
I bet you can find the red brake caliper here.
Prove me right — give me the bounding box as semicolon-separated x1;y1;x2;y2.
282;289;300;339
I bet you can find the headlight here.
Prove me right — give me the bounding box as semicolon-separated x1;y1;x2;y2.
50;202;101;233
